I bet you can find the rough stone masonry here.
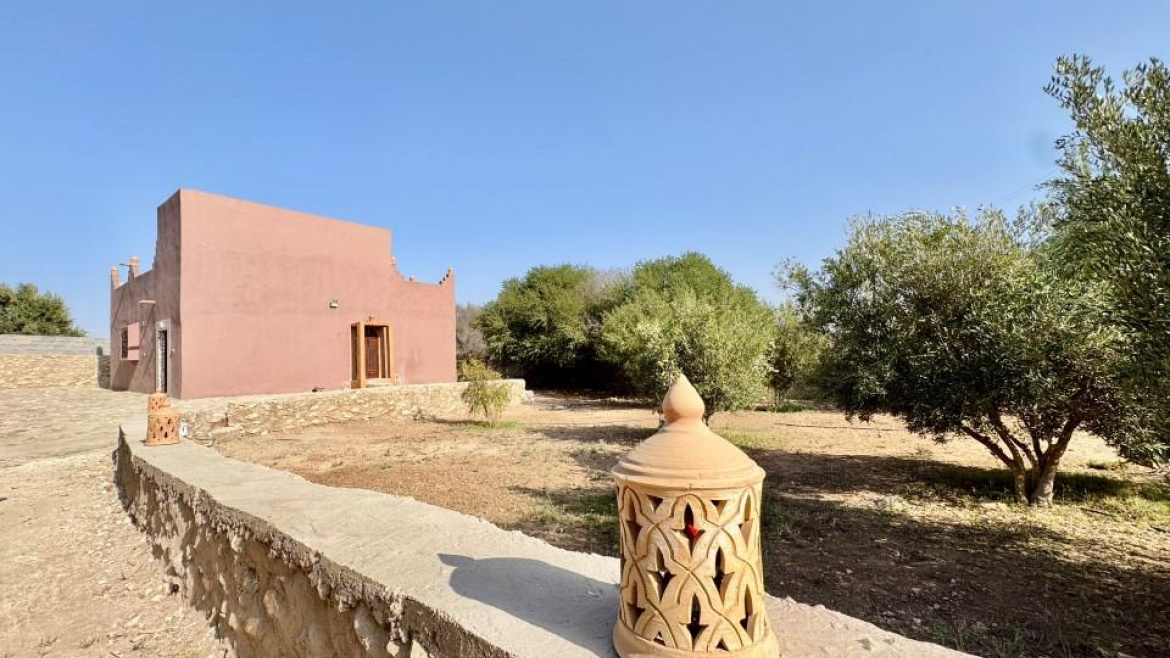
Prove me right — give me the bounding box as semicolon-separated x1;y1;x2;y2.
0;334;110;389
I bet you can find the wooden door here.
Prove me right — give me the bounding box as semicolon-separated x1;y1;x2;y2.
365;335;380;378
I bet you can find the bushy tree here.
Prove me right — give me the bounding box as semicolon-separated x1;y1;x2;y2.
1045;55;1170;464
767;301;826;404
599;253;773;418
455;303;488;367
788;211;1132;506
459;359;512;426
476;264;626;387
0;283;83;336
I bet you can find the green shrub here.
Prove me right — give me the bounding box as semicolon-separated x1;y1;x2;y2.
459;359;512;426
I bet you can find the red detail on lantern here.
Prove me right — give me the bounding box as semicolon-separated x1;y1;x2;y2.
684;521;701;540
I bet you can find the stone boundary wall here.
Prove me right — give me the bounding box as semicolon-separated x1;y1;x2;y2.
0;335;111;389
0;334;109;355
174;380;529;443
115;420;973;658
0;354;110;389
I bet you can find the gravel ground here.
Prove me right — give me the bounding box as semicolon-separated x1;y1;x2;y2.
0;388;224;658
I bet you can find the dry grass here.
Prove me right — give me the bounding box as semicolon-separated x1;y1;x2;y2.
216;393;1170;658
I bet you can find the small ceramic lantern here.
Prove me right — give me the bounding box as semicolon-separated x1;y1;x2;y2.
147;391;170;413
613;376;779;658
145;394;180;446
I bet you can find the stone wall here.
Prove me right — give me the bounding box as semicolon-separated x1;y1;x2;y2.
0;334;109;355
0;354;110;389
115;420;973;658
0;334;111;389
174;380;529;443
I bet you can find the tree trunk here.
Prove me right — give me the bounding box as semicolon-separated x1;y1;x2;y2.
1025;417;1079;507
1009;464;1030;505
1029;460;1061;507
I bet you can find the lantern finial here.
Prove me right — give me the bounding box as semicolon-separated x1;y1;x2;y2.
662;374;704;424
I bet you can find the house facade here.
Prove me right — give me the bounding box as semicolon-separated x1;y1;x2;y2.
110;189;456;399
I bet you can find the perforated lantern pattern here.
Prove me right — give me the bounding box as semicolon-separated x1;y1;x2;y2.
613;376;779;658
147;392;169;413
145;394;180;446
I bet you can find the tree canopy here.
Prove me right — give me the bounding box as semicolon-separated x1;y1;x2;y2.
475;264;624;387
1045;55;1170;464
599;253;773;418
0;283;83;336
786;210;1131;505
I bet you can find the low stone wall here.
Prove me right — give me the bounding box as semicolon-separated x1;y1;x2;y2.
115;421;973;658
174;380;528;443
0;334;111;389
0;353;110;389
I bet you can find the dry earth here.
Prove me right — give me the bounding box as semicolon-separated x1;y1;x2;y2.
217;393;1170;658
0;388;225;658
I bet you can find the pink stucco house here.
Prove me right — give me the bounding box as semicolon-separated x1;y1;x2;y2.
110;189;456;399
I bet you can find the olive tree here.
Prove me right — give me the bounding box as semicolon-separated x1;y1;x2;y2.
599;253;773;419
787;210;1131;506
1046;55;1170;465
767;302;827;404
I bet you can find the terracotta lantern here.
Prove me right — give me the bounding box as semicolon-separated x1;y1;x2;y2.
147;391;170;413
145;393;180;446
613;376;779;658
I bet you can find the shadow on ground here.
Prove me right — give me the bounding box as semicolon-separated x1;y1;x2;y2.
508;422;1170;658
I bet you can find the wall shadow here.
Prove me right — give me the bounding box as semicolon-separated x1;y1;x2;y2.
438;554;618;656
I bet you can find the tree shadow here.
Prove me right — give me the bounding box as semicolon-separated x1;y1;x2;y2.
529;424;657;447
512;443;1170;658
529;391;651;412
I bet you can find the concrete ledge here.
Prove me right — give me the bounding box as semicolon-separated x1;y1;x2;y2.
173;380;529;443
115;420;973;658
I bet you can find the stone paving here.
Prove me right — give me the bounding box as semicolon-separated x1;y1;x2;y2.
0;387;146;466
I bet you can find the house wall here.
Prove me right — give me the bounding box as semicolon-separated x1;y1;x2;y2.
113;189;456;399
110;195;184;396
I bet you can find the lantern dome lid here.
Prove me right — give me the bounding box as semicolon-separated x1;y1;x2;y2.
612;375;764;490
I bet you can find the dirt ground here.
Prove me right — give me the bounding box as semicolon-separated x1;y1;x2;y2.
0;388;225;658
0;387;148;467
217;393;1170;658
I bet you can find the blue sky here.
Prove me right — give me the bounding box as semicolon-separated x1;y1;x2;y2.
1;1;1167;336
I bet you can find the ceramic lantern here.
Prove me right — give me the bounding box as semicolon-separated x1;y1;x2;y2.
145;394;180;446
147;391;170;413
613;376;779;658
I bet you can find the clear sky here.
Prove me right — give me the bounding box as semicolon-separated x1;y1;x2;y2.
1;1;1167;336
